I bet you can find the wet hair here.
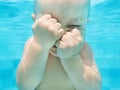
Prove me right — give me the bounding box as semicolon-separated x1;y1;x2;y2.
34;0;91;17
34;0;40;14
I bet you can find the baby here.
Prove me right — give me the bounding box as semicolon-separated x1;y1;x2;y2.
16;0;102;90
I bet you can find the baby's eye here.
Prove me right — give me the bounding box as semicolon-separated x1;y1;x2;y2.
66;25;83;29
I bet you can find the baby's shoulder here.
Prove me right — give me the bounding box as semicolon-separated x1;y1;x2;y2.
80;42;94;66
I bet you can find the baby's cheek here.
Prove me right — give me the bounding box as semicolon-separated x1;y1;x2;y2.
80;29;85;40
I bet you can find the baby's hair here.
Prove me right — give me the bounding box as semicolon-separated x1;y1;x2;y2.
34;0;91;17
34;0;40;14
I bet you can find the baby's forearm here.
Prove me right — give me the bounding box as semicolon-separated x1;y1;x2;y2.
61;55;101;90
16;38;49;90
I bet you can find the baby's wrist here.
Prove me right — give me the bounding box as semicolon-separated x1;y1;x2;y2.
32;37;50;51
59;52;80;60
60;53;80;60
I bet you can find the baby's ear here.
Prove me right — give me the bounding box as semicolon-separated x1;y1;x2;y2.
31;13;36;22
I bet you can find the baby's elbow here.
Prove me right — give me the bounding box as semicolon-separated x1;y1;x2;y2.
83;66;102;90
16;68;36;90
89;75;102;90
84;75;102;90
16;81;29;90
16;76;37;90
17;83;34;90
16;72;30;90
16;76;27;90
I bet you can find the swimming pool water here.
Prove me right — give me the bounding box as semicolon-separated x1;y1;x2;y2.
0;0;120;90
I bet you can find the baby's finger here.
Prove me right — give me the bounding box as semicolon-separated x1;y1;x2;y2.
47;18;57;24
59;40;67;49
70;31;83;43
56;28;65;37
70;30;83;42
41;21;51;30
39;14;52;21
76;36;83;43
54;23;62;30
71;28;81;37
66;32;76;40
48;23;61;34
31;13;36;21
62;33;77;47
33;14;52;29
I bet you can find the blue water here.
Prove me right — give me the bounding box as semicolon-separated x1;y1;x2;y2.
0;0;120;90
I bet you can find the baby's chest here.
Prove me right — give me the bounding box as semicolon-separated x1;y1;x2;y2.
36;57;75;90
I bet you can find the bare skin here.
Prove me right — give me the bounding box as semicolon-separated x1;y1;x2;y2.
16;0;102;90
22;37;101;90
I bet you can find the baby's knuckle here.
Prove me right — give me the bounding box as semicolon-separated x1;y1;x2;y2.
57;30;64;37
54;23;61;29
45;14;52;18
66;32;72;35
37;19;43;24
62;35;67;40
74;28;79;31
51;18;57;22
48;25;54;31
43;21;50;28
44;25;49;30
57;22;61;26
57;23;62;27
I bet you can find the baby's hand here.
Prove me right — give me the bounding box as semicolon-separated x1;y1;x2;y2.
57;29;84;59
32;14;64;49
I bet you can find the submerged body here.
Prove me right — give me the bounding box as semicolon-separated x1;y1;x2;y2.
16;0;102;90
17;36;101;90
35;48;75;90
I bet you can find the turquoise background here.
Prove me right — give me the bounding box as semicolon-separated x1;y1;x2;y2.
0;0;120;90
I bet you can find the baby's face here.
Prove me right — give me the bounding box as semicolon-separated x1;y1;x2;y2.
36;0;89;30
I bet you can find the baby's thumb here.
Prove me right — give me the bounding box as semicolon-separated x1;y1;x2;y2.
31;13;36;22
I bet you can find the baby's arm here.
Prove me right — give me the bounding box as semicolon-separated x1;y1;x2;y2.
80;43;102;89
16;37;49;90
16;14;64;90
57;29;102;90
